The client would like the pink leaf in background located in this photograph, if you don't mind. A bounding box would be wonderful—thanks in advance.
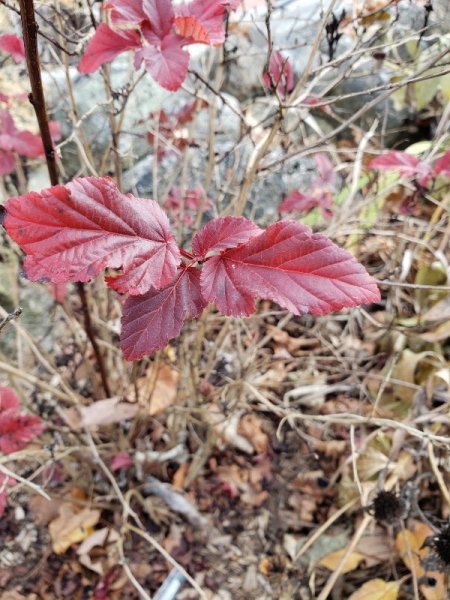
[78,23,141,73]
[263,50,294,98]
[0,149,15,176]
[111,452,133,471]
[192,216,262,259]
[201,220,380,317]
[279,189,333,218]
[0,34,25,63]
[135,35,190,90]
[0,387,45,455]
[369,150,433,186]
[4,177,180,295]
[314,153,336,186]
[121,265,206,360]
[433,150,450,178]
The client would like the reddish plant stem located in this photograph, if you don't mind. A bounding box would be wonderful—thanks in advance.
[18,0,111,398]
[76,282,111,398]
[19,0,59,186]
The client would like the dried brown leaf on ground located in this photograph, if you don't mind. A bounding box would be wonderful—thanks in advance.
[49,502,101,554]
[348,578,401,600]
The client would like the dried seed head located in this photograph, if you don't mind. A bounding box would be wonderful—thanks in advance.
[432,524,450,566]
[369,490,407,524]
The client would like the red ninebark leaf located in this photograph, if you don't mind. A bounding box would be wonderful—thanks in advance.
[175,0,228,46]
[192,216,262,259]
[79,23,141,74]
[263,51,294,98]
[369,150,432,186]
[121,265,206,360]
[0,387,45,455]
[279,189,333,218]
[201,220,380,317]
[4,177,180,295]
[0,34,25,63]
[134,35,189,91]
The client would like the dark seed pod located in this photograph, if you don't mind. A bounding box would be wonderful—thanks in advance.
[368,490,408,525]
[432,524,450,567]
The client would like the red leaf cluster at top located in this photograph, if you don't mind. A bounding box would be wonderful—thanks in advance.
[4,177,380,360]
[79,0,239,90]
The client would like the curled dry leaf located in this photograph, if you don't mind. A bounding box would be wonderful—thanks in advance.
[127,362,179,416]
[318,548,365,574]
[237,414,269,454]
[348,578,400,600]
[62,397,138,429]
[49,504,101,554]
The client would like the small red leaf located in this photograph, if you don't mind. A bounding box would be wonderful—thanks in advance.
[192,216,262,259]
[0,387,45,455]
[135,35,189,91]
[121,265,206,360]
[279,189,333,218]
[4,176,180,295]
[201,220,380,317]
[263,51,294,98]
[0,387,20,412]
[176,0,228,46]
[79,23,141,74]
[111,452,133,471]
[314,153,336,186]
[369,150,432,185]
[433,150,450,178]
[0,34,25,63]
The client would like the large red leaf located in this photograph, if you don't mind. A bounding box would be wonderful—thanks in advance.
[121,265,206,360]
[176,0,227,46]
[369,150,432,186]
[0,34,25,63]
[4,177,180,295]
[135,35,189,91]
[192,216,262,259]
[201,220,380,317]
[142,0,174,40]
[0,387,45,455]
[79,23,141,74]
